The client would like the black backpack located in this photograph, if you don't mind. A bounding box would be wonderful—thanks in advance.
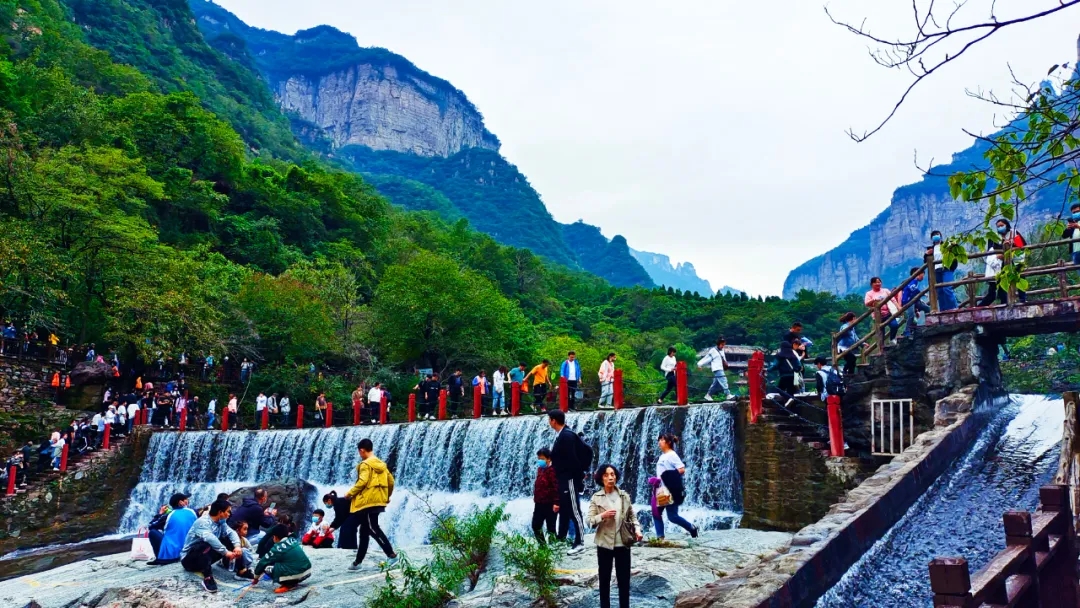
[825,368,846,397]
[576,433,594,472]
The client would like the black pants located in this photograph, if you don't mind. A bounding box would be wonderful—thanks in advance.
[181,536,235,578]
[597,546,631,608]
[533,384,549,409]
[352,507,394,565]
[531,503,557,544]
[566,380,578,410]
[658,372,676,402]
[778,375,796,395]
[336,515,359,550]
[557,478,584,547]
[842,353,856,377]
[421,397,435,418]
[365,401,379,422]
[149,529,164,556]
[449,392,463,417]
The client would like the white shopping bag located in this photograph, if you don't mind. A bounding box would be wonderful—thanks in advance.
[130,528,154,561]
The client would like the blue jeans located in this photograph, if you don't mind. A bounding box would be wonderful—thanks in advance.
[707,371,730,398]
[492,391,505,412]
[1072,252,1080,266]
[653,504,695,538]
[904,300,930,337]
[207,412,215,429]
[934,268,957,311]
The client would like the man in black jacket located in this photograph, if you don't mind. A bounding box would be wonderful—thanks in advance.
[547,410,590,555]
[447,370,465,419]
[228,488,277,542]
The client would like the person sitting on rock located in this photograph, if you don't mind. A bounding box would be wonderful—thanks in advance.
[180,499,243,594]
[228,488,277,543]
[301,509,335,548]
[149,493,197,566]
[251,524,312,594]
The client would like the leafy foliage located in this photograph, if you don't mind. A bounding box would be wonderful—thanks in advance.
[500,533,563,608]
[429,503,508,591]
[363,553,458,608]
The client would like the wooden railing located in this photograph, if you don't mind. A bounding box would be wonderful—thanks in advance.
[928,484,1080,607]
[832,237,1080,367]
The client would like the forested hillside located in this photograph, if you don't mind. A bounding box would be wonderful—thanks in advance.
[0,0,857,407]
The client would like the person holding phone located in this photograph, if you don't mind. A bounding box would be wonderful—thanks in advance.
[229,488,277,543]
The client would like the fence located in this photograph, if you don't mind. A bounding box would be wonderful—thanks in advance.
[870,399,915,456]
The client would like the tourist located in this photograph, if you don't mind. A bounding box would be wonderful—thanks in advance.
[202,352,214,381]
[227,394,239,429]
[323,490,356,549]
[979,238,1007,306]
[147,503,172,556]
[650,433,698,540]
[252,524,312,594]
[302,509,335,548]
[864,277,900,345]
[279,394,291,426]
[697,337,735,402]
[548,409,589,555]
[414,374,436,420]
[657,347,678,404]
[532,447,559,544]
[345,439,399,571]
[995,218,1028,303]
[181,499,243,593]
[447,370,465,419]
[492,366,508,416]
[352,384,364,420]
[229,488,278,543]
[148,493,197,566]
[255,392,267,426]
[126,398,139,433]
[267,393,278,427]
[813,358,835,402]
[928,230,958,311]
[836,312,860,376]
[586,464,643,608]
[49,431,64,470]
[902,267,930,337]
[315,392,327,423]
[472,370,488,413]
[783,322,813,352]
[240,358,253,384]
[1066,203,1080,266]
[229,521,257,578]
[206,397,216,430]
[527,360,552,413]
[366,382,383,424]
[598,353,616,409]
[36,437,51,472]
[775,339,803,396]
[509,362,527,397]
[561,352,581,411]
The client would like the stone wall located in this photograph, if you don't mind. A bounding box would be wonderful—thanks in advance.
[0,427,152,554]
[0,360,59,412]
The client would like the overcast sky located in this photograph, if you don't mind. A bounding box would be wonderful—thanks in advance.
[214,0,1079,295]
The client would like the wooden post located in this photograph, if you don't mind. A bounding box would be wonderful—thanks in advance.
[925,253,939,312]
[60,442,69,471]
[103,423,111,450]
[221,407,229,432]
[928,557,972,607]
[871,305,886,359]
[1004,240,1016,306]
[408,393,417,423]
[6,465,17,496]
[260,406,268,430]
[511,382,521,416]
[558,377,568,413]
[827,395,844,457]
[613,369,624,410]
[473,384,483,419]
[296,404,304,429]
[676,361,688,405]
[353,399,361,426]
[831,335,839,369]
[1058,259,1069,299]
[438,389,448,421]
[325,402,333,428]
[1036,484,1080,606]
[1055,391,1080,520]
[380,393,388,424]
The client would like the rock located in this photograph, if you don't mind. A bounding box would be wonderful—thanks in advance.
[226,479,318,532]
[935,386,977,426]
[68,362,112,387]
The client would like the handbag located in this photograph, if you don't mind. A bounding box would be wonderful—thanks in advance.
[130,527,154,561]
[656,485,672,507]
[619,496,638,546]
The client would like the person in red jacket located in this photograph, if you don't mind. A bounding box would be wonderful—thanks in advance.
[532,447,560,544]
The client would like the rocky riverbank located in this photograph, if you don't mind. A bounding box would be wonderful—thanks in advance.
[0,529,790,608]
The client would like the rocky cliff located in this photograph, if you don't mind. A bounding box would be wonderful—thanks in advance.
[630,248,715,294]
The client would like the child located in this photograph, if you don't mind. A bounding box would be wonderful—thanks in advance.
[252,524,312,594]
[531,447,559,544]
[301,509,335,548]
[230,521,256,578]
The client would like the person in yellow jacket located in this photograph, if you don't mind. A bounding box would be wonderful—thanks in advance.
[345,438,399,571]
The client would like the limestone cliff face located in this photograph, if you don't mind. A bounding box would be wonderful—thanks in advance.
[630,248,714,294]
[273,65,500,156]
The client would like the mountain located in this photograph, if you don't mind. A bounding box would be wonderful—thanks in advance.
[629,249,714,295]
[188,0,655,287]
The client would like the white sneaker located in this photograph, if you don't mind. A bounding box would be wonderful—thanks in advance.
[566,545,586,556]
[703,395,714,402]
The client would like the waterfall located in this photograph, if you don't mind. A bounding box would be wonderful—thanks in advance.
[120,405,742,540]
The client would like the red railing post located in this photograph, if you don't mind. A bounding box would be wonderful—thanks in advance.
[559,377,568,413]
[748,352,764,424]
[408,393,417,423]
[260,406,268,430]
[179,409,187,432]
[676,361,688,406]
[296,404,304,429]
[60,442,69,472]
[613,369,624,410]
[353,399,361,426]
[221,407,230,432]
[511,382,521,417]
[6,465,16,496]
[438,389,448,421]
[827,395,845,457]
[103,424,111,450]
[473,384,483,419]
[380,394,388,424]
[325,402,333,428]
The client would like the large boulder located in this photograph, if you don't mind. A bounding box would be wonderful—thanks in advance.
[68,362,112,387]
[226,479,317,533]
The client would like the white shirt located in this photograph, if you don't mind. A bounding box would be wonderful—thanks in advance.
[207,399,216,414]
[566,361,578,381]
[697,347,727,373]
[279,397,290,413]
[492,370,506,394]
[256,395,267,411]
[368,387,383,403]
[660,355,677,375]
[656,450,686,478]
[127,402,138,417]
[227,398,238,413]
[598,360,615,383]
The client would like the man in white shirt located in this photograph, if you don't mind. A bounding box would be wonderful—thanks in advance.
[560,352,582,411]
[696,337,734,402]
[255,392,267,426]
[127,400,139,433]
[206,398,217,430]
[367,383,383,424]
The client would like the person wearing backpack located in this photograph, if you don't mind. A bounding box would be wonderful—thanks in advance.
[813,357,845,402]
[548,409,591,555]
[928,230,959,311]
[902,267,930,337]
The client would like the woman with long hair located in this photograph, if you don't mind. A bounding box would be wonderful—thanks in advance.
[650,433,698,540]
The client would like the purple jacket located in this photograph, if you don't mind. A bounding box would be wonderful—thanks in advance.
[647,477,662,518]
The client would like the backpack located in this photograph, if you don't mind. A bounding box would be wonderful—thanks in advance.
[825,368,846,397]
[575,433,594,473]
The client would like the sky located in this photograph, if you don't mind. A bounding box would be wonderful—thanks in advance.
[212,0,1080,295]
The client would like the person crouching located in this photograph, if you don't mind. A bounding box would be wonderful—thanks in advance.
[252,524,312,594]
[302,509,335,548]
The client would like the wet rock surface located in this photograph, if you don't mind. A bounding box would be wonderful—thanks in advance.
[0,530,789,608]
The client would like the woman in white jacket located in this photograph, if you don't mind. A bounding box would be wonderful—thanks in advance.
[978,240,1006,306]
[597,353,616,409]
[656,348,678,404]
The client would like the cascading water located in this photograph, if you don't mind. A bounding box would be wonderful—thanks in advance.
[816,394,1063,607]
[120,405,742,545]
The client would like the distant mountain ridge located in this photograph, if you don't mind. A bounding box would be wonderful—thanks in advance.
[629,249,714,294]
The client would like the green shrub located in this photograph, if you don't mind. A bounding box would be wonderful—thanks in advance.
[363,553,456,608]
[429,503,508,591]
[500,533,562,608]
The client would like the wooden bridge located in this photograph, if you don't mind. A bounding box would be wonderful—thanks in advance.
[831,237,1080,366]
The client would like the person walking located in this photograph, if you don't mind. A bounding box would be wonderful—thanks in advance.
[315,393,327,423]
[447,370,465,419]
[696,338,734,402]
[351,385,364,421]
[472,370,489,415]
[366,383,383,424]
[864,277,900,346]
[279,394,291,426]
[928,230,958,311]
[597,353,616,409]
[492,366,508,416]
[902,267,930,337]
[206,397,216,430]
[836,312,860,376]
[255,392,267,427]
[527,360,552,413]
[649,433,698,540]
[548,409,590,555]
[979,237,1007,306]
[560,352,581,411]
[227,394,239,430]
[532,447,559,544]
[994,218,1028,303]
[657,347,678,404]
[586,464,642,608]
[345,439,399,571]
